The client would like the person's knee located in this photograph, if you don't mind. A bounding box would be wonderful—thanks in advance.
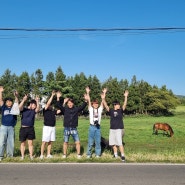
[75,141,80,145]
[63,142,68,146]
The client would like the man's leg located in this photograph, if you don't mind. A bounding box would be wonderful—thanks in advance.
[20,141,26,159]
[28,139,34,159]
[7,126,15,157]
[0,125,7,159]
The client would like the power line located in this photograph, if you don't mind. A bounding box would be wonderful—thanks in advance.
[1,27,185,32]
[0,27,185,39]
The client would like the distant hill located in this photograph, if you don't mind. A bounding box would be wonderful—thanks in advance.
[176,95,185,98]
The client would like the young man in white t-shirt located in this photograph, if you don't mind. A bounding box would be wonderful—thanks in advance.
[86,87,107,158]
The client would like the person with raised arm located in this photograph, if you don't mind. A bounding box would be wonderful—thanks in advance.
[56,89,88,159]
[19,94,40,160]
[0,86,19,161]
[102,90,129,162]
[40,91,61,159]
[86,87,107,158]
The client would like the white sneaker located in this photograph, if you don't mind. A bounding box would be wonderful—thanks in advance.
[95,155,100,158]
[77,155,82,159]
[47,154,53,159]
[62,155,66,159]
[40,155,44,159]
[86,155,91,158]
[20,156,24,160]
[30,156,34,160]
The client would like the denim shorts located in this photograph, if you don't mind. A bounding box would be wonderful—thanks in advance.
[63,127,80,143]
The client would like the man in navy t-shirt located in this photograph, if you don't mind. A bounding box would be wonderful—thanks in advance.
[19,94,40,160]
[0,86,19,161]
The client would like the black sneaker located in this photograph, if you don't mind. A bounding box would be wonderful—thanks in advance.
[121,156,125,162]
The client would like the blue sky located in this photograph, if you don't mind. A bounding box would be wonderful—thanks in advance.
[0,0,185,95]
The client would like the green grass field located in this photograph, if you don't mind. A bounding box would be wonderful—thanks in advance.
[1,106,185,163]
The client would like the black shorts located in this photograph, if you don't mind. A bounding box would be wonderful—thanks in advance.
[19,127,36,142]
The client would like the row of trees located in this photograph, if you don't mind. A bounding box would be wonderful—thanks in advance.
[0,66,180,115]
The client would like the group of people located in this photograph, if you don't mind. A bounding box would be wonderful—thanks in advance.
[0,85,129,162]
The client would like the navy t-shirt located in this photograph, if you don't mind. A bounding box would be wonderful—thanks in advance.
[21,108,36,127]
[43,108,57,127]
[0,105,17,127]
[109,108,124,129]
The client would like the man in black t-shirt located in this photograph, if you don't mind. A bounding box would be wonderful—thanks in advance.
[40,91,61,159]
[102,90,129,162]
[56,90,88,159]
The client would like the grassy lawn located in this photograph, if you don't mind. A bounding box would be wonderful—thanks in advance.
[1,106,185,163]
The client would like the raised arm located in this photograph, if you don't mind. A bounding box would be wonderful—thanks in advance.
[85,86,91,109]
[19,94,28,111]
[101,88,109,112]
[122,90,129,110]
[14,90,19,103]
[35,95,40,113]
[45,91,55,110]
[100,88,107,108]
[0,86,4,106]
[77,92,89,112]
[56,91,65,112]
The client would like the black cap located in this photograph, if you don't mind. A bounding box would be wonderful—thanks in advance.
[112,100,120,105]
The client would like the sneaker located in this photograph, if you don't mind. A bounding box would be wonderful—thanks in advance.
[77,154,82,159]
[121,156,125,162]
[86,155,91,159]
[62,155,66,159]
[20,156,24,160]
[95,155,100,158]
[30,156,34,160]
[113,154,118,158]
[47,154,53,159]
[40,155,44,159]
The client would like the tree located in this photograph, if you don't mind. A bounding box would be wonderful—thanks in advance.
[0,69,18,98]
[102,77,123,108]
[87,75,101,102]
[17,71,31,98]
[30,69,44,98]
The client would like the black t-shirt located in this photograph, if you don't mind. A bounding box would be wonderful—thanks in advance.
[109,108,124,129]
[43,108,57,127]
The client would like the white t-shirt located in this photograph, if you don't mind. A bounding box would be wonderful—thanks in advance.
[89,106,103,125]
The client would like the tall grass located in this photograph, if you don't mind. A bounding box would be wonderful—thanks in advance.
[1,106,185,163]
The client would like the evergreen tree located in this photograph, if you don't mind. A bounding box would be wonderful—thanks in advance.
[0,69,18,98]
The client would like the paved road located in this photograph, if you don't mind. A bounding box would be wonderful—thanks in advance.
[0,163,185,185]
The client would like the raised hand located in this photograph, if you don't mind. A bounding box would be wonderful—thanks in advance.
[0,86,4,93]
[56,91,62,98]
[102,88,108,94]
[124,90,129,97]
[63,97,69,104]
[85,86,90,94]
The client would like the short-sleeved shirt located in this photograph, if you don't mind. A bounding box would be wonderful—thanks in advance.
[0,105,17,127]
[21,108,36,127]
[43,108,57,127]
[109,108,124,129]
[89,106,103,125]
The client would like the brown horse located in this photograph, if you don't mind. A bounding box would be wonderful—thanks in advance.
[153,123,174,137]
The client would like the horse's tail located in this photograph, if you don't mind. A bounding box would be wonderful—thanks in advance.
[153,123,156,134]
